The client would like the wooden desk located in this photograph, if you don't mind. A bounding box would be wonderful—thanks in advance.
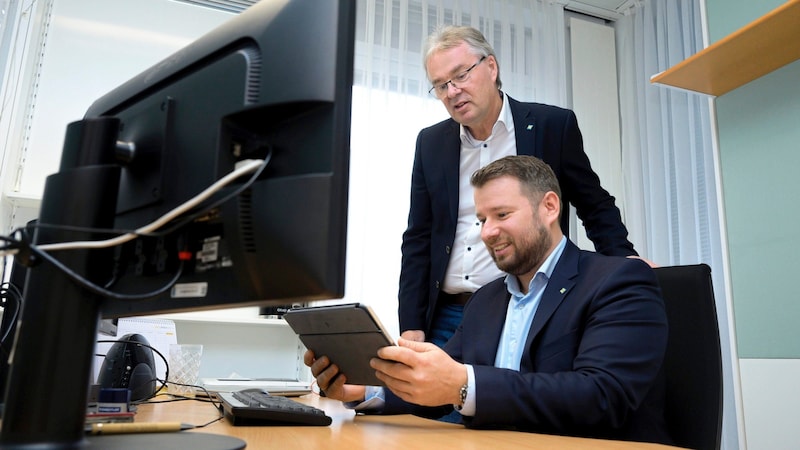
[135,394,682,449]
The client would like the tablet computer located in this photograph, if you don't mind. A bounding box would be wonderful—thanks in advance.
[283,303,395,386]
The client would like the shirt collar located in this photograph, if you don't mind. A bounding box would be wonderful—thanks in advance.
[505,236,568,296]
[459,91,514,143]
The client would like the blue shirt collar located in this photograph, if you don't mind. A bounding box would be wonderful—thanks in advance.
[505,236,567,296]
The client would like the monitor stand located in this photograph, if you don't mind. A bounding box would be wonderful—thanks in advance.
[0,119,246,450]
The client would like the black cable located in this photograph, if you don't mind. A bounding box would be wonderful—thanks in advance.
[0,235,23,254]
[13,152,272,244]
[25,243,184,302]
[148,151,272,238]
[195,414,226,428]
[155,382,218,404]
[18,222,135,240]
[96,338,225,412]
[0,235,22,245]
[1,153,271,303]
[141,389,226,427]
[0,282,22,347]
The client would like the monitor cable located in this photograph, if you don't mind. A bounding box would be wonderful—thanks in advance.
[0,157,269,302]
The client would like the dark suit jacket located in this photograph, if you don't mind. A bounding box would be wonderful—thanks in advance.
[399,97,637,334]
[385,240,672,445]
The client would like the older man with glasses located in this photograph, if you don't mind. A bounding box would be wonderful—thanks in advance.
[399,25,646,348]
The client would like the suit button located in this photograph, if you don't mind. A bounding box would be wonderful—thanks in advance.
[435,281,440,289]
[445,246,451,254]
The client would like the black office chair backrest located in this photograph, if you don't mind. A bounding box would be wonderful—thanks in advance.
[653,264,723,450]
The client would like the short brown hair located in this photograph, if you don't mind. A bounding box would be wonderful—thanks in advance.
[471,155,561,202]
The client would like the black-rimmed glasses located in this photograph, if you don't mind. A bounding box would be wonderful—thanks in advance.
[428,56,487,98]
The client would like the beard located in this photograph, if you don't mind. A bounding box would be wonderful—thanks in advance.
[489,222,552,276]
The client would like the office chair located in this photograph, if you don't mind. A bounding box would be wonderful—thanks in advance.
[654,264,723,450]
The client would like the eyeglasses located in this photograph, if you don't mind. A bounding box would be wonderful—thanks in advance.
[428,56,487,99]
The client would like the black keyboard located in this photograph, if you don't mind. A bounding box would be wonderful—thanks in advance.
[217,388,332,426]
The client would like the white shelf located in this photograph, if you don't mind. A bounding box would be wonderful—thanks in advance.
[2,192,42,209]
[149,311,289,327]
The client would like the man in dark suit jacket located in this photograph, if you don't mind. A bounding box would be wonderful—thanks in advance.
[399,26,640,346]
[305,156,671,444]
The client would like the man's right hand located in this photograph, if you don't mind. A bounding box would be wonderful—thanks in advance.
[303,350,366,403]
[400,329,426,342]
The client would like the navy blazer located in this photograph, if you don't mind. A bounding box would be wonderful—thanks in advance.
[399,97,636,334]
[385,241,672,445]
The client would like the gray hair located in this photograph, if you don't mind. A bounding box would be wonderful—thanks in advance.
[423,25,502,89]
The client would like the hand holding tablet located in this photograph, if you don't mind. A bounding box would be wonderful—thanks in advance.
[283,303,395,386]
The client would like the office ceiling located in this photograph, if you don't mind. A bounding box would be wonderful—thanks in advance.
[564,0,636,20]
[173,0,257,14]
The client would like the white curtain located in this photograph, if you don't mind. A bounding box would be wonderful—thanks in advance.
[353,0,567,103]
[345,0,567,334]
[616,1,740,448]
[616,0,720,268]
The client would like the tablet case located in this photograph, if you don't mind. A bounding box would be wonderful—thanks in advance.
[283,303,394,386]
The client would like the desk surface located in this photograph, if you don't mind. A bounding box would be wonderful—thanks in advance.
[135,394,682,449]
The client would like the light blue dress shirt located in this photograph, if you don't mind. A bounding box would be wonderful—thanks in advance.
[458,236,566,416]
[351,236,568,417]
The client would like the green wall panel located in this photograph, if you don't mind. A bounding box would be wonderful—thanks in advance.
[708,0,800,357]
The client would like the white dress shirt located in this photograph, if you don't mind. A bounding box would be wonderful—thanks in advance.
[441,93,516,294]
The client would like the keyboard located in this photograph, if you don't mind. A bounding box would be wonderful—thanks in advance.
[217,388,332,426]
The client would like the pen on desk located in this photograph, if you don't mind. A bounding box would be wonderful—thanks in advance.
[86,422,195,435]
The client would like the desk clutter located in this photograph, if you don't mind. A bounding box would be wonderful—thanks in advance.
[89,320,325,434]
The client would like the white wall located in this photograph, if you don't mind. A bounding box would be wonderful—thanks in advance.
[337,87,444,338]
[739,359,800,449]
[17,0,233,198]
[566,15,625,252]
[0,0,232,234]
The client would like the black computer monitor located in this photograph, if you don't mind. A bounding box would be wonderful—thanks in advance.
[0,1,355,448]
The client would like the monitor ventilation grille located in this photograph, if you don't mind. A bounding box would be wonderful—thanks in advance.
[172,0,258,14]
[237,188,257,253]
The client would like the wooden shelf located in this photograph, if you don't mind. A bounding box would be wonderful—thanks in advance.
[651,0,800,96]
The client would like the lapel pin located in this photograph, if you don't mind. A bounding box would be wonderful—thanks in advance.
[526,124,534,131]
[559,288,566,294]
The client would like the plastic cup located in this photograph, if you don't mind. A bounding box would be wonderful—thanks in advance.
[167,344,203,397]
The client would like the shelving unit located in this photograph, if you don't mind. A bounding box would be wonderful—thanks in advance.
[153,313,309,381]
[650,0,800,96]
